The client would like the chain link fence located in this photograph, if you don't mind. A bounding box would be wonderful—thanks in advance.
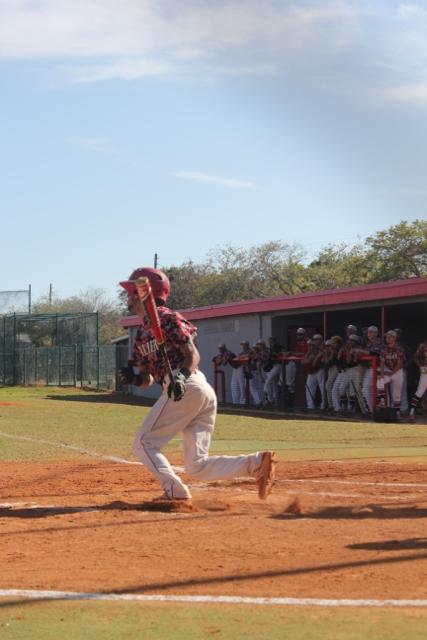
[0,312,128,390]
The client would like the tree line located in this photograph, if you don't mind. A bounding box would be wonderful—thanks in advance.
[32,220,427,343]
[165,220,427,309]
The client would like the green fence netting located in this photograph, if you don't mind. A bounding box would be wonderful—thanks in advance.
[0,312,127,390]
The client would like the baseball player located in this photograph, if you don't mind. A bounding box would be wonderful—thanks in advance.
[332,335,366,413]
[263,336,283,407]
[303,334,326,410]
[377,330,406,418]
[212,343,239,404]
[323,336,344,413]
[361,326,382,413]
[236,340,251,405]
[283,327,308,409]
[249,340,268,407]
[394,328,409,415]
[408,340,427,423]
[119,267,276,502]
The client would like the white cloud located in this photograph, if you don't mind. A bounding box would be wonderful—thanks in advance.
[1,0,427,108]
[172,171,257,189]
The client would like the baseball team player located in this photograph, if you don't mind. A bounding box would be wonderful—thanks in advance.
[361,326,382,413]
[303,334,326,410]
[332,334,365,413]
[119,267,276,502]
[408,340,427,423]
[263,336,283,407]
[236,340,251,405]
[377,329,405,419]
[212,343,240,405]
[283,327,308,409]
[395,328,409,415]
[248,340,268,407]
[324,336,344,412]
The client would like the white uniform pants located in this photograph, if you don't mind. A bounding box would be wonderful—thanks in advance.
[133,370,263,499]
[305,369,325,409]
[264,363,281,403]
[377,369,404,407]
[362,367,375,412]
[332,370,348,411]
[249,370,264,406]
[231,367,244,404]
[325,365,338,410]
[285,361,296,390]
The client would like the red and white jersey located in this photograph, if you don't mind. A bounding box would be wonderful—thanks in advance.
[294,339,309,356]
[132,306,197,383]
[381,345,405,372]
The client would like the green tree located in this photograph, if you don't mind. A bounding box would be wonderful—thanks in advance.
[364,219,427,282]
[306,243,370,290]
[33,288,123,344]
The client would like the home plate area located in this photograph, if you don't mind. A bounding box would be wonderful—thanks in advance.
[0,458,426,604]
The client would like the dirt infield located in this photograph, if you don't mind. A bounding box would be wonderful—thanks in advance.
[1,458,426,601]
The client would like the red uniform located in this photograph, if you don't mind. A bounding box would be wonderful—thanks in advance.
[133,307,197,383]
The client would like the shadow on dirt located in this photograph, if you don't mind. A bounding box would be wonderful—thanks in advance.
[274,504,427,520]
[348,538,427,551]
[0,499,196,519]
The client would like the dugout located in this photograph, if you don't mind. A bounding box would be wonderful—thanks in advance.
[121,276,427,401]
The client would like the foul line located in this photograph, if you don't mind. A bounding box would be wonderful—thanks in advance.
[0,430,138,465]
[0,589,426,608]
[1,430,426,495]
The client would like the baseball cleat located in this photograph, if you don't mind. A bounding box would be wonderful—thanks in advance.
[255,451,277,500]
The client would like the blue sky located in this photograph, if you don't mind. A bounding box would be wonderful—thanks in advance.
[1,0,426,306]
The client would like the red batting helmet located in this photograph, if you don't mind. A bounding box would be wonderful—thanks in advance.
[120,267,170,304]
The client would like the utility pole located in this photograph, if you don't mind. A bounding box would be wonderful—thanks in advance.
[49,284,53,307]
[154,253,158,268]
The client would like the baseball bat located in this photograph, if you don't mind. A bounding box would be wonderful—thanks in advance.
[133,277,175,385]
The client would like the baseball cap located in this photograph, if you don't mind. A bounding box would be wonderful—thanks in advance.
[313,334,323,341]
[386,330,397,338]
[296,327,306,335]
[367,325,378,333]
[346,324,357,333]
[348,334,360,343]
[218,343,226,349]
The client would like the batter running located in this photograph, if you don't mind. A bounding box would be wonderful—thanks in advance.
[119,267,276,502]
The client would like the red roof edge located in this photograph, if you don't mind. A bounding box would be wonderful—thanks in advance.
[121,276,427,327]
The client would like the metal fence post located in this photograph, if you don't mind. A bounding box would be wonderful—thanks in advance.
[74,344,78,387]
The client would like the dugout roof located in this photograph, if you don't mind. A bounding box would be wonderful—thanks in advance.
[121,276,427,326]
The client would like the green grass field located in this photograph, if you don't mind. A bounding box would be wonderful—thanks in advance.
[0,386,425,463]
[0,386,426,639]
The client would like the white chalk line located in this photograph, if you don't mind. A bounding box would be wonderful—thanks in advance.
[0,431,139,465]
[0,589,426,608]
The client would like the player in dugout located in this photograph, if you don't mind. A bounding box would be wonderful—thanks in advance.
[118,267,276,504]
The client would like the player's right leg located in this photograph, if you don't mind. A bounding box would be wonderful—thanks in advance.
[133,392,196,499]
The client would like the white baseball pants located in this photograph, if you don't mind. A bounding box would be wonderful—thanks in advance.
[133,369,263,499]
[264,363,281,403]
[305,369,325,409]
[232,367,246,404]
[377,369,404,407]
